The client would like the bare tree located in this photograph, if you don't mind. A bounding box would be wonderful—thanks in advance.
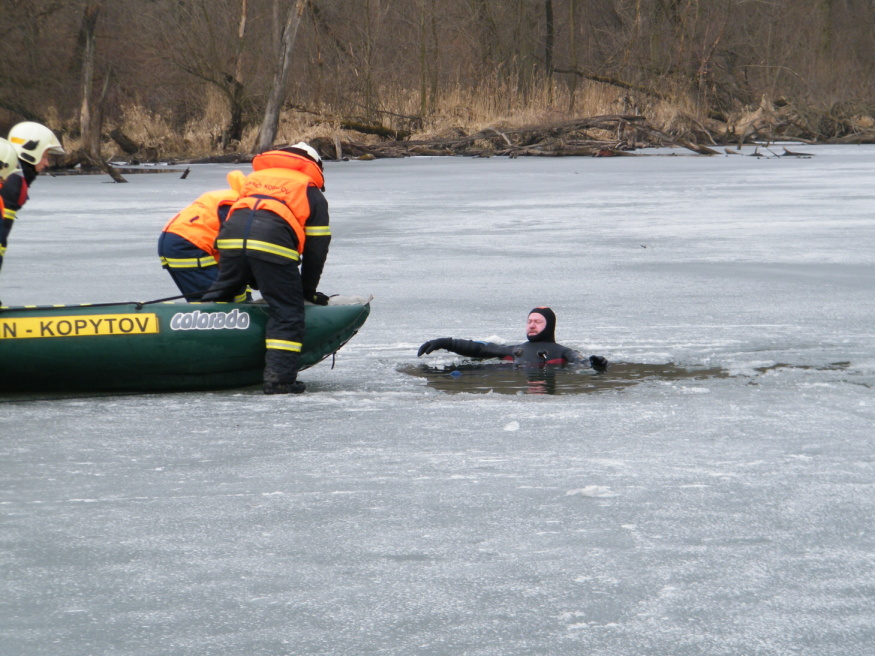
[75,1,128,181]
[138,0,252,147]
[256,0,308,153]
[567,0,578,113]
[226,0,250,148]
[2,0,874,151]
[78,0,102,156]
[0,1,79,124]
[418,0,430,118]
[544,0,555,105]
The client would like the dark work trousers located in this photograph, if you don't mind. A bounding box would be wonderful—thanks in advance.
[158,232,219,301]
[204,254,305,384]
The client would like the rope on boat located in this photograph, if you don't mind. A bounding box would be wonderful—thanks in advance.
[0,282,244,313]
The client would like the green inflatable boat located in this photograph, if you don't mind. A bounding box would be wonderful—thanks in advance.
[0,296,371,393]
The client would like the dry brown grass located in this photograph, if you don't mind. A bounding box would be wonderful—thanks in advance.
[409,78,631,138]
[43,76,875,160]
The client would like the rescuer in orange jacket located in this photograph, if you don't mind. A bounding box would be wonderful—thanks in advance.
[201,142,332,395]
[158,171,246,301]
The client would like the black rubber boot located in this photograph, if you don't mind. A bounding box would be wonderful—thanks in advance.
[263,380,306,395]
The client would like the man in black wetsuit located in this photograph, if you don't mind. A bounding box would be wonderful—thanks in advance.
[417,306,609,372]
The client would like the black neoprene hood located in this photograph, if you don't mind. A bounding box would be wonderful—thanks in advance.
[527,307,556,343]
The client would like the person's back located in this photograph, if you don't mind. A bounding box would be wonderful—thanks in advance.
[202,143,332,394]
[417,307,608,371]
[158,173,245,300]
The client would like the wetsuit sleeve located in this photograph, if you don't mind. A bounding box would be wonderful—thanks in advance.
[562,348,588,364]
[563,347,609,372]
[419,338,514,359]
[450,339,514,358]
[300,186,330,295]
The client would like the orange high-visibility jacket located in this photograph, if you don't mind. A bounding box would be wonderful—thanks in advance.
[161,171,245,258]
[228,151,325,254]
[162,190,237,258]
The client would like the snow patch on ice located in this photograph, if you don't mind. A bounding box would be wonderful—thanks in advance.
[679,386,711,394]
[566,486,615,497]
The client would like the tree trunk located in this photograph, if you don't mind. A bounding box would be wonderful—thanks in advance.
[234,0,248,84]
[418,0,427,119]
[544,0,554,105]
[472,0,499,77]
[109,128,139,155]
[819,0,834,53]
[222,0,248,149]
[255,0,307,154]
[567,0,578,113]
[79,1,101,157]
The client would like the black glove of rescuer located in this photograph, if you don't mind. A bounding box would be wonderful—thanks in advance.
[417,338,452,357]
[589,355,609,373]
[306,291,330,306]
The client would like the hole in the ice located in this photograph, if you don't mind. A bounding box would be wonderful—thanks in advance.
[399,361,731,396]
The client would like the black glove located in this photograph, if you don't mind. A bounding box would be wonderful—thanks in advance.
[417,338,452,357]
[306,291,330,306]
[589,355,609,373]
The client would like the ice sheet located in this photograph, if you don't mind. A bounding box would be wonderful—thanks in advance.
[1,146,873,655]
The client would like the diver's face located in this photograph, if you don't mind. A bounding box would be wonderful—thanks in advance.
[526,313,547,338]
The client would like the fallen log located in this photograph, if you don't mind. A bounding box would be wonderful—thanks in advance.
[825,130,875,145]
[553,68,669,101]
[109,128,139,155]
[282,114,748,161]
[50,167,187,176]
[782,147,814,158]
[184,153,253,164]
[676,139,719,156]
[340,120,411,140]
[66,148,128,182]
[362,115,645,155]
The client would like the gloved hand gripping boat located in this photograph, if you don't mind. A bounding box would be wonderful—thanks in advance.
[0,296,371,393]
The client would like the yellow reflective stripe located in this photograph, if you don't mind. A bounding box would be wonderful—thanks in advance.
[247,241,299,260]
[0,245,6,256]
[304,225,331,236]
[160,255,217,269]
[3,207,17,221]
[216,238,245,249]
[265,339,302,352]
[217,238,299,261]
[233,286,253,303]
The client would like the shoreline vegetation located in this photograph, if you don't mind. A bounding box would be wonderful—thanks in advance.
[2,1,872,173]
[58,96,875,174]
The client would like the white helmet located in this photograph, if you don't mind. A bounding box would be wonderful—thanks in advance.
[287,141,322,169]
[0,138,21,181]
[8,121,66,166]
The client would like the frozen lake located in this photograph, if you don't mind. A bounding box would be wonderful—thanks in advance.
[2,146,873,655]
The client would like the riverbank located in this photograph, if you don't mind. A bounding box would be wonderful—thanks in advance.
[50,94,875,171]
